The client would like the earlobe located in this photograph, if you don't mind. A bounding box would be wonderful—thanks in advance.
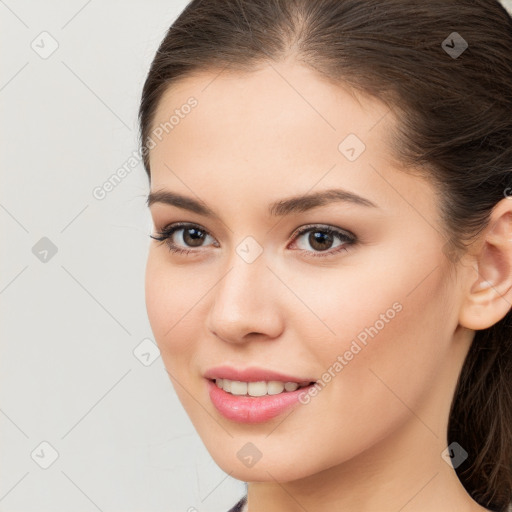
[458,198,512,331]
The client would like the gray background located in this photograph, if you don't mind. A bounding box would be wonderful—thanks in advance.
[1,1,511,511]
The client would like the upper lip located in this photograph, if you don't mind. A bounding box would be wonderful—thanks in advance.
[203,365,316,383]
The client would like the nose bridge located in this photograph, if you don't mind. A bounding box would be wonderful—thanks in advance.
[207,241,282,342]
[216,245,269,315]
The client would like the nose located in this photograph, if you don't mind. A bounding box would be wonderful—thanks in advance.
[206,248,284,344]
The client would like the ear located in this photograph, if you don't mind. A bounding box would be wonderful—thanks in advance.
[458,197,512,330]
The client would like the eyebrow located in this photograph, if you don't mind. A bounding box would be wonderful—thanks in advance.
[146,188,378,218]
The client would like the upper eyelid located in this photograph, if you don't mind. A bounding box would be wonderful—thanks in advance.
[292,223,354,237]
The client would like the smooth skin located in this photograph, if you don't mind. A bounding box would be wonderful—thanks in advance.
[145,58,512,512]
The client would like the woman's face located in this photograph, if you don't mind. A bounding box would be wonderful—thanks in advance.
[145,60,470,482]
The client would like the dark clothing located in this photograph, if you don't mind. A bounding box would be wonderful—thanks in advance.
[227,494,247,512]
[226,494,508,511]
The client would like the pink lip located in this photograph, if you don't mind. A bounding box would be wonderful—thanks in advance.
[206,380,315,423]
[203,365,314,383]
[203,365,317,423]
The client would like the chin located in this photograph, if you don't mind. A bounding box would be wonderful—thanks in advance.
[206,446,319,483]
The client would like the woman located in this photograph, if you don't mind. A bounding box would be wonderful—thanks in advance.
[139,1,512,511]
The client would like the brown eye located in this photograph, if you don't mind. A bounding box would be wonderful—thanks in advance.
[291,225,356,258]
[307,230,335,251]
[150,222,217,255]
[181,226,207,247]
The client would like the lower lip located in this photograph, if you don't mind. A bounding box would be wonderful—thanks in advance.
[207,379,313,423]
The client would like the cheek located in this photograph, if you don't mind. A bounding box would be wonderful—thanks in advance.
[145,252,207,413]
[334,273,452,417]
[288,250,455,411]
[144,250,204,359]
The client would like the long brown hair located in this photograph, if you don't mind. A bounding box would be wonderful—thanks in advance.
[138,1,512,510]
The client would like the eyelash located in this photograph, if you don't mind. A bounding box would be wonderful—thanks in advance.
[149,222,356,259]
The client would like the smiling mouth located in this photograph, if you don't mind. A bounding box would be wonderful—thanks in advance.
[209,378,316,397]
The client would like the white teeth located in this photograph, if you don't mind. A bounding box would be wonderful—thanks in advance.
[215,378,309,396]
[284,382,299,391]
[267,381,285,395]
[248,381,268,396]
[230,381,248,395]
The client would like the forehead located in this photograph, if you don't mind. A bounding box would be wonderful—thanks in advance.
[147,61,436,220]
[149,61,389,160]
